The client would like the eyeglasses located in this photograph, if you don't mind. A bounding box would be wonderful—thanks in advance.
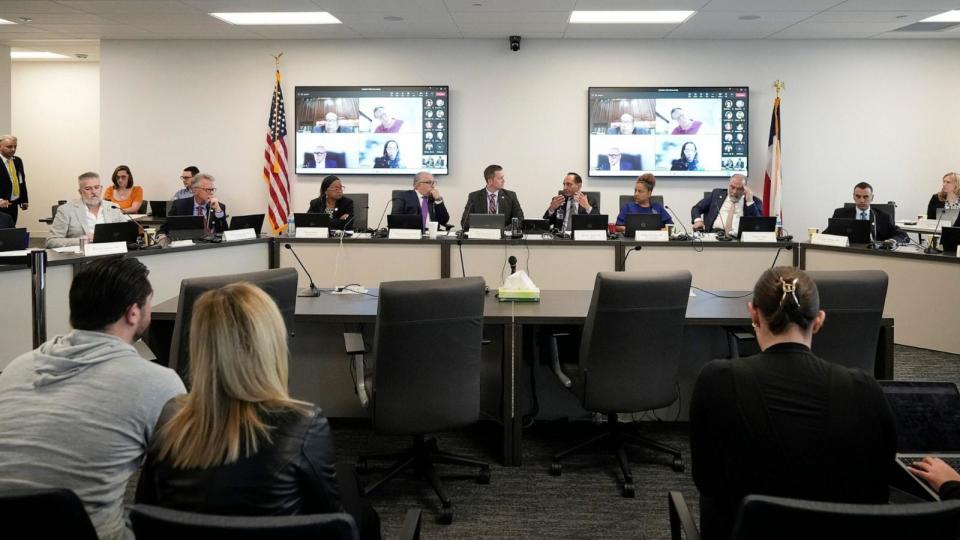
[80,186,101,193]
[180,175,193,181]
[328,184,344,190]
[197,187,216,194]
[416,180,436,186]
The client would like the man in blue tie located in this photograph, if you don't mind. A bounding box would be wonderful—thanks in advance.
[829,181,907,242]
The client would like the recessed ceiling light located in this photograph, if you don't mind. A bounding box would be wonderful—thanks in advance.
[570,11,695,24]
[11,51,70,59]
[0,17,15,25]
[210,12,341,25]
[384,15,404,21]
[739,15,760,21]
[921,10,960,23]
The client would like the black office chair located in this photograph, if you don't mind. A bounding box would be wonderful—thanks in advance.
[669,491,960,540]
[0,486,98,539]
[618,194,664,209]
[550,271,692,497]
[807,270,888,375]
[390,189,405,215]
[348,193,369,231]
[582,190,601,211]
[137,200,149,213]
[169,268,297,380]
[131,505,359,540]
[346,277,489,524]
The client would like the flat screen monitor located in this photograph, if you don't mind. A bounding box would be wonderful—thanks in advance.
[294,86,448,176]
[588,86,749,178]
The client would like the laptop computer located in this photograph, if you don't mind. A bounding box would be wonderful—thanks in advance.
[387,214,422,230]
[572,214,608,231]
[164,215,206,241]
[940,226,960,255]
[522,219,551,235]
[229,214,265,232]
[294,213,331,228]
[826,218,872,244]
[624,213,662,237]
[93,221,140,244]
[468,213,504,231]
[737,216,777,237]
[880,381,960,500]
[0,227,28,252]
[936,208,960,226]
[149,200,169,218]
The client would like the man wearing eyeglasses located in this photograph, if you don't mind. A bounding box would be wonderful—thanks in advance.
[46,172,127,248]
[171,166,200,200]
[391,171,449,229]
[159,173,227,239]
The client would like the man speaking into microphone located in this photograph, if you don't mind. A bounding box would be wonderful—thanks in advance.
[544,172,599,234]
[159,172,227,239]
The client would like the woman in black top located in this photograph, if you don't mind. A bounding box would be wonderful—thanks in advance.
[670,141,700,171]
[372,140,401,169]
[136,283,379,539]
[926,172,960,219]
[307,175,354,230]
[690,267,896,539]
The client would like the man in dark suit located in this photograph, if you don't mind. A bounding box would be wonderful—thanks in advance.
[595,148,639,171]
[157,172,227,239]
[391,171,450,229]
[0,135,29,225]
[827,181,908,243]
[461,164,524,230]
[303,146,345,169]
[544,172,599,233]
[691,173,762,233]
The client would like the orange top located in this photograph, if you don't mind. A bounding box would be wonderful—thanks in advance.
[103,185,144,211]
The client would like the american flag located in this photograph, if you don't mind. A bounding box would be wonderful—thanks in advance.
[762,96,782,223]
[263,68,291,233]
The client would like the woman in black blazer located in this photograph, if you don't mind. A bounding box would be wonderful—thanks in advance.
[307,175,354,230]
[926,172,960,219]
[690,267,896,540]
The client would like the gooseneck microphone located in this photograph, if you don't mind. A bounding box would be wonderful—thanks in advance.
[284,243,321,297]
[663,206,691,240]
[714,206,735,241]
[508,255,517,274]
[622,244,642,268]
[373,197,409,233]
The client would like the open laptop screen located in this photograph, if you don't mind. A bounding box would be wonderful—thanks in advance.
[880,381,960,453]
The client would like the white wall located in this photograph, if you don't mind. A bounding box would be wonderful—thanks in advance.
[12,61,99,234]
[93,38,960,235]
[0,45,11,133]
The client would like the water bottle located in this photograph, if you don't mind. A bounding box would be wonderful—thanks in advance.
[287,214,296,236]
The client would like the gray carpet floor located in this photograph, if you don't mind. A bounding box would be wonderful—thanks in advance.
[328,344,960,539]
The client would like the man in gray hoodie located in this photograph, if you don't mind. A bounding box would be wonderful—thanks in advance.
[0,256,185,540]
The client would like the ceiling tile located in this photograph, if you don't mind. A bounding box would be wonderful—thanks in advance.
[460,30,561,38]
[803,10,940,23]
[572,0,707,9]
[335,11,456,25]
[244,25,362,38]
[314,0,449,12]
[450,11,571,24]
[830,0,960,10]
[55,1,195,15]
[0,1,90,14]
[0,12,106,24]
[700,0,843,10]
[444,0,575,11]
[562,24,678,38]
[181,0,322,10]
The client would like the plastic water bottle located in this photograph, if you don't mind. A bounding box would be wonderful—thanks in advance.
[287,214,296,236]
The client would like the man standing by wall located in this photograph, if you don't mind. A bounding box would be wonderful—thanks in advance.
[0,134,28,225]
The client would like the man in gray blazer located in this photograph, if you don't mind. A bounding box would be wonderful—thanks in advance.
[461,164,525,230]
[46,172,127,248]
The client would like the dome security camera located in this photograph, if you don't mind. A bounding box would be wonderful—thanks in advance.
[509,35,521,52]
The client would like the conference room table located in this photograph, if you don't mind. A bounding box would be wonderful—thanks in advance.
[148,288,894,466]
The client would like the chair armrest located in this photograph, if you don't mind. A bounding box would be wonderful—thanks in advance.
[344,332,366,355]
[343,332,370,408]
[398,508,422,540]
[548,333,572,388]
[668,491,701,540]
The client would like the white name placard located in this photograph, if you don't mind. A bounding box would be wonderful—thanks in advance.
[388,228,422,240]
[296,227,329,239]
[83,241,128,256]
[917,219,940,231]
[634,230,669,242]
[223,229,257,242]
[468,228,501,240]
[811,233,849,247]
[575,230,607,241]
[740,231,778,243]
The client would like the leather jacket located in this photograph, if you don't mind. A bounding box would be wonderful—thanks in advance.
[136,399,342,515]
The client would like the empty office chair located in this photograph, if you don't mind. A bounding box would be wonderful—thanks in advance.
[807,270,888,375]
[169,268,297,380]
[669,491,960,540]
[0,486,98,539]
[550,271,691,497]
[348,193,369,231]
[346,277,489,524]
[619,194,664,210]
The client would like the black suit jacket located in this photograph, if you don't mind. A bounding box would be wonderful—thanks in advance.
[461,188,524,230]
[391,190,450,227]
[690,188,762,229]
[829,206,907,243]
[543,192,600,229]
[160,197,228,235]
[307,196,354,230]
[0,156,28,204]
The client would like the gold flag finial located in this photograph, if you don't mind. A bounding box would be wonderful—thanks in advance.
[272,52,284,67]
[773,80,785,97]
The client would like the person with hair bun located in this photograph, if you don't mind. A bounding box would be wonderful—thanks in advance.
[690,267,896,540]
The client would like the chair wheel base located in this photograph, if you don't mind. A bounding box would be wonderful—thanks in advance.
[438,504,453,525]
[549,461,562,476]
[622,482,635,498]
[672,457,685,472]
[476,467,490,485]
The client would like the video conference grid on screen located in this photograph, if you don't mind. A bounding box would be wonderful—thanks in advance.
[294,86,448,176]
[588,87,749,178]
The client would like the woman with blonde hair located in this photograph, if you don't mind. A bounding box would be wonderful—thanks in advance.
[137,282,379,538]
[927,172,960,219]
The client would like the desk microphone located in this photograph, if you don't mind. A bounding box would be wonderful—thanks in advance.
[715,209,735,242]
[663,206,691,241]
[925,210,947,254]
[284,243,321,297]
[623,245,642,268]
[508,255,517,274]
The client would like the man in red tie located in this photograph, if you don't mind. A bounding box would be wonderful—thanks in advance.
[460,164,524,230]
[0,135,29,226]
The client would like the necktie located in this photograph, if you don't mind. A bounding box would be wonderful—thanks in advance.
[860,210,868,221]
[562,198,573,232]
[7,159,18,199]
[488,193,496,214]
[420,196,429,228]
[725,199,735,233]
